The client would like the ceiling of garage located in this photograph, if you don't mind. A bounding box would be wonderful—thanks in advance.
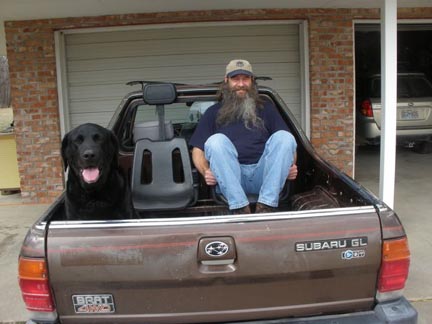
[1,0,432,21]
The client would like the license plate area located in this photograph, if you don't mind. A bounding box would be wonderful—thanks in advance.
[400,109,420,120]
[72,294,115,314]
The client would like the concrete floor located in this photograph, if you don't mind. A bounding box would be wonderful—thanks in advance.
[0,145,430,323]
[355,145,432,324]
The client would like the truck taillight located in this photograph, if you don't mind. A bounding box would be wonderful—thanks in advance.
[378,237,410,293]
[360,99,373,117]
[18,257,55,312]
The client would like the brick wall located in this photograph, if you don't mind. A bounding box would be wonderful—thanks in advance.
[5,8,432,203]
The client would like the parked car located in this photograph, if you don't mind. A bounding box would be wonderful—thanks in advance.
[18,82,417,323]
[356,72,432,153]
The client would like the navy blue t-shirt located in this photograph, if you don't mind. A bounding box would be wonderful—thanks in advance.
[189,99,290,164]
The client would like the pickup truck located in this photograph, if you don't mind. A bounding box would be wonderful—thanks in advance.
[18,82,417,324]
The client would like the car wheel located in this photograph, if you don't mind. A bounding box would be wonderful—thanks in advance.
[413,141,432,154]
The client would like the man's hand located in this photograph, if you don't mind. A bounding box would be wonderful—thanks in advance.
[204,169,217,186]
[191,147,217,186]
[288,164,298,180]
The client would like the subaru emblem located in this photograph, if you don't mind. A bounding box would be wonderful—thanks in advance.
[205,241,229,257]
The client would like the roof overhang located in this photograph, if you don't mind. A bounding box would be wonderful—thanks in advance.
[1,0,432,21]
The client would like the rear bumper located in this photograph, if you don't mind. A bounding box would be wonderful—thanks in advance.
[357,118,432,146]
[26,297,417,324]
[225,297,417,324]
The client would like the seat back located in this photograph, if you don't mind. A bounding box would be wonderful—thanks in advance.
[132,137,198,211]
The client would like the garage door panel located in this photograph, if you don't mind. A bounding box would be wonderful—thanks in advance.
[69,99,123,114]
[63,23,302,128]
[68,51,300,72]
[68,65,243,86]
[69,84,132,100]
[66,25,299,45]
[67,35,299,60]
[68,82,302,106]
[263,77,301,90]
[67,62,301,87]
[70,111,115,129]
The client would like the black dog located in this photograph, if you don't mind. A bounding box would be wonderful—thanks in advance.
[61,123,134,220]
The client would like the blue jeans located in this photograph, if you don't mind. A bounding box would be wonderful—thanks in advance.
[204,130,297,210]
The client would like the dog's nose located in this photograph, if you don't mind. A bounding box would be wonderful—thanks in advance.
[82,149,95,160]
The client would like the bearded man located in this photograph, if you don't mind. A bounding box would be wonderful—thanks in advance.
[189,59,297,214]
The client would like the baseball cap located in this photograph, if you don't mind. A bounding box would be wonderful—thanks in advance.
[225,59,254,78]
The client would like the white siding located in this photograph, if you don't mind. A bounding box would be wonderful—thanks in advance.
[63,24,301,129]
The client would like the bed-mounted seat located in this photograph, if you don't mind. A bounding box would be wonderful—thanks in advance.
[131,83,198,211]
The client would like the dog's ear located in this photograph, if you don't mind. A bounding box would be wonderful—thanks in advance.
[61,133,70,172]
[109,131,120,169]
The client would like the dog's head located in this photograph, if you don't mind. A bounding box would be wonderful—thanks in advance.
[61,123,119,190]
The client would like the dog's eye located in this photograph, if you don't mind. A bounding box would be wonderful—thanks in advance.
[93,134,102,142]
[74,135,84,145]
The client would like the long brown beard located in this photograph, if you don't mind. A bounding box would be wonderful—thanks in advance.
[216,82,264,129]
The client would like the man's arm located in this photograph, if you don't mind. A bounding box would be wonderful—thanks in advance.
[192,147,217,186]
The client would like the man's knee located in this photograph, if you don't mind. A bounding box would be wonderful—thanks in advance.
[269,130,297,151]
[204,134,235,157]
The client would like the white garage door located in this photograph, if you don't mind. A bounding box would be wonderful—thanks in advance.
[60,23,303,130]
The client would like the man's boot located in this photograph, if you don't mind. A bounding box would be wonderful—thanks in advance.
[255,202,277,214]
[231,205,251,214]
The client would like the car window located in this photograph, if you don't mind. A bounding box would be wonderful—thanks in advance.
[369,78,381,98]
[368,75,432,98]
[119,94,279,150]
[119,100,217,150]
[134,102,191,126]
[407,77,432,97]
[133,100,218,128]
[397,79,411,98]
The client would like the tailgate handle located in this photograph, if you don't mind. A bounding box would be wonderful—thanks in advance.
[198,237,236,268]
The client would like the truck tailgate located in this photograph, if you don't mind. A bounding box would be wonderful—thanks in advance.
[47,206,381,323]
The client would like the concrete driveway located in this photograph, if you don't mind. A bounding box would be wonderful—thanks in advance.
[0,145,430,323]
[355,145,432,324]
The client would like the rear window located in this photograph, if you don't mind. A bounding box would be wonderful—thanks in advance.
[118,93,280,151]
[134,101,216,127]
[369,75,432,98]
[118,100,217,150]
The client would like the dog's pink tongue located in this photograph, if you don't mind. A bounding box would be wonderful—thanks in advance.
[82,168,100,183]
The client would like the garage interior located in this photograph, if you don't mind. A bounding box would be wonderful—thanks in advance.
[356,24,432,81]
[354,22,432,169]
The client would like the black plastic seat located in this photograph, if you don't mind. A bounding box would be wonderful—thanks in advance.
[132,137,198,211]
[130,83,198,211]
